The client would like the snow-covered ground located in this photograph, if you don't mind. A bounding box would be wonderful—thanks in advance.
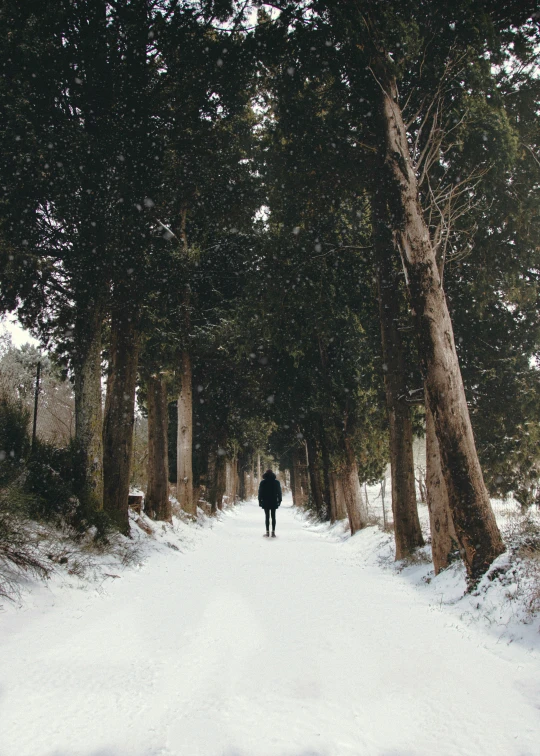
[1,495,539,756]
[362,458,540,640]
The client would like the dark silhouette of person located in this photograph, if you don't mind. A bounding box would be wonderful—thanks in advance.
[258,469,282,537]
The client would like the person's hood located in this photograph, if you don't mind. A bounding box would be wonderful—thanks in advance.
[262,470,276,480]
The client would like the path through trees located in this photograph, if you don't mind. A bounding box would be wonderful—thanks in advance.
[0,497,539,756]
[1,1,540,584]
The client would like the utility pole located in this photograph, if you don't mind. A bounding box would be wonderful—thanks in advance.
[32,360,41,451]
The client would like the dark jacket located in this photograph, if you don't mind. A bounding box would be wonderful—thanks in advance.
[258,471,282,508]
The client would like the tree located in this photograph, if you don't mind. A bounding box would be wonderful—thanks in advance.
[302,0,529,579]
[0,0,257,530]
[150,7,260,514]
[145,372,171,521]
[371,187,424,557]
[0,0,161,527]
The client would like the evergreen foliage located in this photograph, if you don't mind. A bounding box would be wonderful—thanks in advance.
[0,0,539,579]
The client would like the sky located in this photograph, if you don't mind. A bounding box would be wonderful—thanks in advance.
[0,315,39,348]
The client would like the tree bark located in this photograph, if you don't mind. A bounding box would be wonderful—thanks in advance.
[235,456,240,501]
[306,436,324,517]
[372,187,424,558]
[341,436,369,534]
[216,451,226,510]
[103,308,140,534]
[301,446,310,505]
[375,69,504,580]
[244,456,252,499]
[250,456,257,498]
[237,451,247,501]
[319,422,333,521]
[291,447,305,508]
[146,373,171,522]
[328,471,337,523]
[228,455,239,503]
[246,457,251,499]
[177,351,195,516]
[73,304,104,510]
[207,446,218,515]
[225,460,231,503]
[290,461,296,506]
[426,402,459,574]
[332,472,348,521]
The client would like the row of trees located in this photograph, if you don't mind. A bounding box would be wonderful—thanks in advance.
[0,0,261,529]
[1,1,539,583]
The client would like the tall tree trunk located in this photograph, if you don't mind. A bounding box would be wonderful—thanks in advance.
[228,455,239,503]
[372,187,424,558]
[291,455,303,508]
[225,460,232,503]
[332,472,348,521]
[426,403,459,574]
[244,456,252,499]
[146,373,170,522]
[228,457,235,503]
[291,447,305,507]
[71,2,110,512]
[103,308,140,534]
[328,471,337,523]
[290,460,297,506]
[257,453,261,486]
[319,422,333,521]
[251,456,257,498]
[234,456,240,502]
[341,436,368,535]
[73,304,103,510]
[375,69,504,580]
[238,452,247,501]
[177,351,195,516]
[306,436,324,517]
[216,451,227,510]
[207,446,218,515]
[301,447,310,506]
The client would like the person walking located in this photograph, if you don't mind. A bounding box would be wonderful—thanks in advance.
[258,469,282,538]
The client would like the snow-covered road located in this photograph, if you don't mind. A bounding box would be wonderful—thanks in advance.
[1,496,540,756]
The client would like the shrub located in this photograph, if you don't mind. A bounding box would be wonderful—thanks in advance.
[0,485,50,599]
[24,448,77,522]
[22,439,112,542]
[0,396,30,486]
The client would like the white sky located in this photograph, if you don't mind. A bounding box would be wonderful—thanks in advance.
[0,315,39,348]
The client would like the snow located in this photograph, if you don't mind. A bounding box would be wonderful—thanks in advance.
[360,451,540,646]
[1,496,540,756]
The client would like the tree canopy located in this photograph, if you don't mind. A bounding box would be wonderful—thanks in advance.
[1,0,539,579]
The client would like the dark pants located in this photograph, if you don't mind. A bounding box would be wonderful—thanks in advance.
[264,506,277,532]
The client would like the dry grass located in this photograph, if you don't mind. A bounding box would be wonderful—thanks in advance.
[0,495,51,599]
[395,546,433,570]
[380,519,395,533]
[502,509,540,549]
[515,546,540,618]
[492,508,540,621]
[0,481,145,601]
